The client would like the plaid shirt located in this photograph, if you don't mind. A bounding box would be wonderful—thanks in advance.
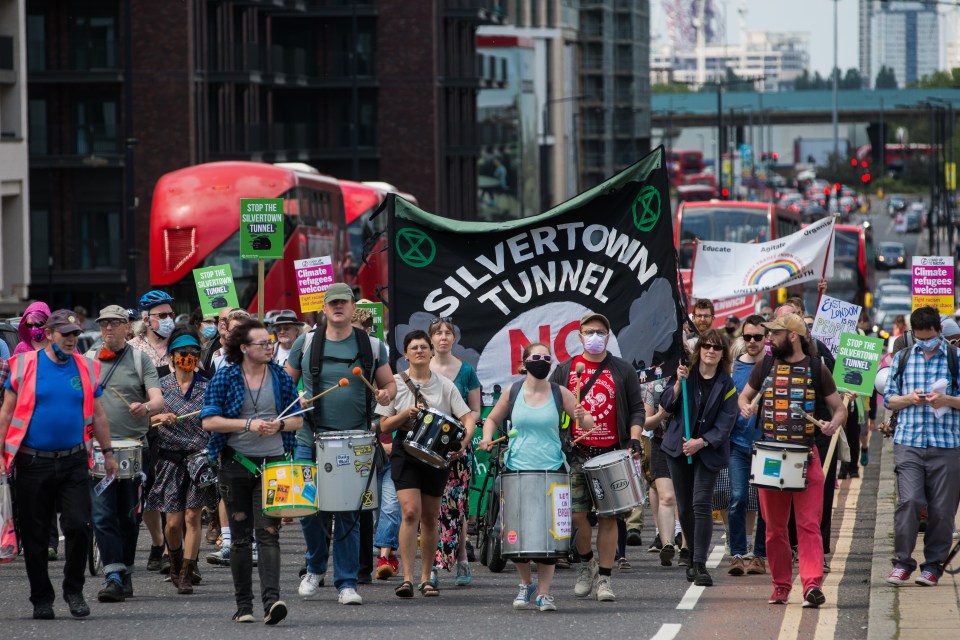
[884,340,960,449]
[201,361,298,461]
[0,356,9,390]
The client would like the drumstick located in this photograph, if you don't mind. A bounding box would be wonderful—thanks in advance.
[302,378,350,405]
[488,428,519,446]
[279,406,315,419]
[571,425,601,446]
[352,366,378,394]
[573,362,586,430]
[111,388,131,407]
[176,410,201,421]
[277,391,305,420]
[789,402,824,429]
[750,376,774,407]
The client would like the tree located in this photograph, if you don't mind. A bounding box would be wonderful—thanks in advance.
[841,68,863,90]
[908,68,960,89]
[651,82,691,94]
[875,65,898,89]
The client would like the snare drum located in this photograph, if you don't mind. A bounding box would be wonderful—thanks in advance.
[403,408,465,469]
[91,438,143,479]
[581,450,644,516]
[750,441,811,491]
[261,460,318,517]
[500,470,571,559]
[186,450,217,488]
[315,430,379,512]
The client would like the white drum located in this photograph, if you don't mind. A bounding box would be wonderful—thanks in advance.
[500,470,571,559]
[750,441,811,491]
[91,438,143,479]
[581,450,644,516]
[315,430,379,512]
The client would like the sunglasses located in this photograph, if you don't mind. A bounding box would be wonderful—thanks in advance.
[700,343,724,352]
[175,349,201,358]
[149,312,175,320]
[742,333,766,342]
[429,316,454,326]
[525,354,552,362]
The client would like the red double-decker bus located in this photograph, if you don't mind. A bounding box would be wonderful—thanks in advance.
[149,161,349,314]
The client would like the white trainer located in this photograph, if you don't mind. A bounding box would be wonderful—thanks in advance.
[298,572,323,600]
[338,587,363,605]
[574,558,598,598]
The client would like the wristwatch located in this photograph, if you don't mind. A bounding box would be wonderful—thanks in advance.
[279,419,287,431]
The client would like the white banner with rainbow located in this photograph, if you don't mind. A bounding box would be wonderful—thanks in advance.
[691,216,835,300]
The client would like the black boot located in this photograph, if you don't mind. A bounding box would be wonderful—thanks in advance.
[147,545,165,571]
[694,563,713,586]
[685,565,696,582]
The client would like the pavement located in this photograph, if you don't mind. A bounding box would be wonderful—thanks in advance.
[866,436,960,640]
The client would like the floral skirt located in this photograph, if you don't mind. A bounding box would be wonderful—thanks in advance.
[433,452,472,571]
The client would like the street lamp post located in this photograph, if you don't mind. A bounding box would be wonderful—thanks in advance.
[832,0,839,162]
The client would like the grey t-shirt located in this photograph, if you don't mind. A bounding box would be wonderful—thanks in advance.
[87,346,160,440]
[288,331,388,447]
[227,371,283,457]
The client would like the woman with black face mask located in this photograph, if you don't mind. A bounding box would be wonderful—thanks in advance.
[479,342,593,612]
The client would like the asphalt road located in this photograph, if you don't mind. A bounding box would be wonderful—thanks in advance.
[1,432,883,640]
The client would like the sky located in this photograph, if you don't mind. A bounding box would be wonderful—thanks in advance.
[649,0,935,78]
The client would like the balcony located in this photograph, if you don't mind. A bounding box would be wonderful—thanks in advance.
[29,123,124,168]
[211,121,378,159]
[29,39,123,83]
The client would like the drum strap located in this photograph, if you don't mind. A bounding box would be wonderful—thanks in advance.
[232,450,261,476]
[399,372,429,409]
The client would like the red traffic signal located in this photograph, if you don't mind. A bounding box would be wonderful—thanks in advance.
[721,187,730,198]
[771,152,778,161]
[862,161,868,169]
[851,158,858,167]
[823,186,831,196]
[833,182,841,193]
[861,173,871,184]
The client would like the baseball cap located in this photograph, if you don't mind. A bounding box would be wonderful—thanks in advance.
[45,309,83,334]
[727,315,741,324]
[96,305,130,322]
[762,313,807,335]
[324,283,355,304]
[940,317,960,339]
[580,312,611,332]
[273,309,302,326]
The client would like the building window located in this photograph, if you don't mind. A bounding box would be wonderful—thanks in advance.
[28,99,47,154]
[76,100,118,154]
[30,207,49,272]
[69,5,118,70]
[26,13,45,72]
[78,209,121,269]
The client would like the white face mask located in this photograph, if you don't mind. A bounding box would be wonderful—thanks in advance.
[583,332,607,355]
[155,317,175,338]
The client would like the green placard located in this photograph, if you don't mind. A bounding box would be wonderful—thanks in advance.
[193,264,240,318]
[833,332,884,395]
[240,198,284,260]
[356,302,385,341]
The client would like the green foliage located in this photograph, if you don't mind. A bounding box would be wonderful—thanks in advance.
[875,65,898,89]
[651,82,691,95]
[907,68,960,89]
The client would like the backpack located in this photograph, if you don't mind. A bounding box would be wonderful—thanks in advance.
[303,327,378,424]
[890,343,959,396]
[506,381,566,439]
[85,344,145,390]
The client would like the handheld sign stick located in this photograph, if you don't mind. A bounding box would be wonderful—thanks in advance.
[489,428,520,446]
[352,366,379,394]
[573,362,586,430]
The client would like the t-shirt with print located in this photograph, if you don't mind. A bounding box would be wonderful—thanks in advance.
[7,352,103,451]
[747,356,836,445]
[566,355,618,448]
[86,346,160,440]
[640,380,669,438]
[287,330,388,448]
[375,371,470,465]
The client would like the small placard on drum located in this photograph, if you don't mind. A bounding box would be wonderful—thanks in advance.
[550,484,572,540]
[763,458,782,478]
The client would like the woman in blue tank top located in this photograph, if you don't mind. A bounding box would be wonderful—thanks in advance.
[479,342,594,613]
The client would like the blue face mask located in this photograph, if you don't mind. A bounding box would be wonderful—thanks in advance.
[201,324,218,340]
[916,336,941,352]
[51,342,70,362]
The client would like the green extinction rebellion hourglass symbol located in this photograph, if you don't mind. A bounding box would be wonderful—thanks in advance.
[395,228,437,268]
[632,186,661,232]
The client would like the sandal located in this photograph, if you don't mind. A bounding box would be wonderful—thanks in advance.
[418,581,440,597]
[395,581,414,598]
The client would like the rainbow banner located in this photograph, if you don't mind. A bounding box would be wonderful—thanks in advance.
[691,216,835,300]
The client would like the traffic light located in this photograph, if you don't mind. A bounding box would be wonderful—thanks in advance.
[721,187,729,199]
[833,183,841,194]
[861,173,871,184]
[851,158,858,167]
[862,161,868,169]
[771,152,778,162]
[823,186,831,196]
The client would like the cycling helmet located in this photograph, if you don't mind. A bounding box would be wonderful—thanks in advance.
[139,290,174,311]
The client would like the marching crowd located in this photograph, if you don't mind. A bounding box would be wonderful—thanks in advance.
[0,284,957,625]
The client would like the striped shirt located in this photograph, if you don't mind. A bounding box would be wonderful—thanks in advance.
[883,340,960,449]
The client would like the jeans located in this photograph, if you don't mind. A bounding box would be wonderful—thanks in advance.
[13,450,90,606]
[295,443,360,591]
[373,461,400,550]
[665,453,720,565]
[760,447,825,594]
[90,476,142,575]
[218,455,283,614]
[727,443,753,556]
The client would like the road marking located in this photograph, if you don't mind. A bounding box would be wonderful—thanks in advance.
[776,472,864,640]
[650,623,682,640]
[815,475,863,640]
[676,545,725,610]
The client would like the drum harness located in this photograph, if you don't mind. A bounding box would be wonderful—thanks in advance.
[305,326,383,541]
[562,356,614,460]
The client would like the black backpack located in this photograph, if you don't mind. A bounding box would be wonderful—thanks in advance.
[307,326,376,424]
[890,343,959,396]
[506,381,566,440]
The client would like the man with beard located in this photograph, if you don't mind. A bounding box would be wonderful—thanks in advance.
[738,313,846,608]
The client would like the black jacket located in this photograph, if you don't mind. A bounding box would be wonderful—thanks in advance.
[659,367,738,471]
[550,353,645,447]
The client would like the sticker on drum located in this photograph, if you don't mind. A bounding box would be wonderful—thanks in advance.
[424,413,434,424]
[763,459,782,478]
[442,423,450,433]
[361,491,375,508]
[591,478,605,501]
[302,484,316,504]
[507,530,518,545]
[336,455,350,466]
[324,463,333,472]
[353,445,372,455]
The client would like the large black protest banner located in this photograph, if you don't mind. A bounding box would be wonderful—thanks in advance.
[387,147,686,392]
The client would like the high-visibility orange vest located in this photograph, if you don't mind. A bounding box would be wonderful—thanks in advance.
[3,350,100,469]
